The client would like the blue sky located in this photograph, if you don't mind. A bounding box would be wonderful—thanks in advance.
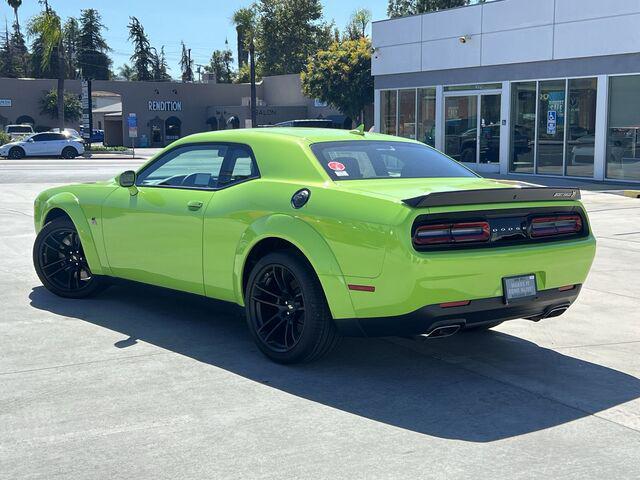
[0,0,389,78]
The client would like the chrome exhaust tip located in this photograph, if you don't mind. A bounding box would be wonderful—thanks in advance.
[424,324,462,338]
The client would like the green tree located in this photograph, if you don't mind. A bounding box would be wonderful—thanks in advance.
[117,63,135,80]
[301,37,373,124]
[0,23,14,77]
[345,8,372,40]
[7,0,29,75]
[150,46,170,81]
[232,7,258,126]
[179,41,193,82]
[62,17,79,78]
[387,0,470,17]
[28,3,66,127]
[127,16,153,81]
[205,42,234,83]
[256,0,333,76]
[39,88,81,122]
[77,9,111,80]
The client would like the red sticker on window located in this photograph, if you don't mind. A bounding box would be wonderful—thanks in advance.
[328,161,346,171]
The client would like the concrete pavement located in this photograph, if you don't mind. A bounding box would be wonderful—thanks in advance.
[1,163,639,479]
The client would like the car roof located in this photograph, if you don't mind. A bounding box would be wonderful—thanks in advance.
[174,127,418,145]
[152,128,421,184]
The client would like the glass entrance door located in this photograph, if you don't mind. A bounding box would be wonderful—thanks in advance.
[445,93,501,164]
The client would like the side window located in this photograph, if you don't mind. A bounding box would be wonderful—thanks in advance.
[33,134,48,142]
[52,133,67,141]
[219,145,259,186]
[136,145,228,189]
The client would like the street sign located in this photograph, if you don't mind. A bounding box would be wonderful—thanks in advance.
[547,110,557,135]
[81,80,93,142]
[128,113,138,138]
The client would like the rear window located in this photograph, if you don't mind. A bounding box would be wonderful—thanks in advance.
[310,140,477,180]
[7,126,33,133]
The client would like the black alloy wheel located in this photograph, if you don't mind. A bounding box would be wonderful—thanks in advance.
[250,264,305,353]
[246,252,339,363]
[62,146,78,159]
[9,147,24,159]
[33,217,104,298]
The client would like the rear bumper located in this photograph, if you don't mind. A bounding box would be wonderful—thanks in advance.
[335,285,581,337]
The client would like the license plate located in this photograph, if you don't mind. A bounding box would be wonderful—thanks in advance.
[503,274,537,303]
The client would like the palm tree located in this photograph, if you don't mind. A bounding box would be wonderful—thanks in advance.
[117,63,135,81]
[232,7,258,127]
[7,0,22,29]
[28,4,66,128]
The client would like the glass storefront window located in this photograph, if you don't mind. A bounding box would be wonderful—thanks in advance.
[566,78,597,177]
[444,95,478,163]
[536,80,566,175]
[417,88,436,146]
[607,75,640,181]
[510,82,536,173]
[380,90,397,136]
[398,89,416,139]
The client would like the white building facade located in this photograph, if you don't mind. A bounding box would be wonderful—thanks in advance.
[372,0,640,183]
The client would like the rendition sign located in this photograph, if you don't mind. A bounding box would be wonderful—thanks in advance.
[148,101,182,112]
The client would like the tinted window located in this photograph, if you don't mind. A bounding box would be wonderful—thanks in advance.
[219,145,258,186]
[310,141,477,180]
[32,134,51,142]
[8,126,33,133]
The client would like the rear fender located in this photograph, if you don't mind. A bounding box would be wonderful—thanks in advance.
[234,214,356,319]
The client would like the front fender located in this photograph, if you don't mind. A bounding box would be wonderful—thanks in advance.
[234,214,356,319]
[38,192,105,275]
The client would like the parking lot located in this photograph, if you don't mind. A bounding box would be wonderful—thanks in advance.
[1,159,639,479]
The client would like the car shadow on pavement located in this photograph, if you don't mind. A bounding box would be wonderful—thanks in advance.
[29,282,640,443]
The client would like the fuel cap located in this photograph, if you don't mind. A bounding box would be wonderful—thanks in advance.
[291,189,311,209]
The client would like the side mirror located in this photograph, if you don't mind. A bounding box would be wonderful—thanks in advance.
[27,138,34,143]
[119,170,136,187]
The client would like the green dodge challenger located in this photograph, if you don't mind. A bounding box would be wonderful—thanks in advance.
[32,127,596,363]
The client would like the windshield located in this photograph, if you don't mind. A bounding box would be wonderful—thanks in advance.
[310,141,477,180]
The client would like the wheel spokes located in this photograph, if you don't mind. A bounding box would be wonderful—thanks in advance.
[251,263,305,352]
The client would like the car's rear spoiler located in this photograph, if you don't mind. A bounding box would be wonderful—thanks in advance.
[402,187,581,208]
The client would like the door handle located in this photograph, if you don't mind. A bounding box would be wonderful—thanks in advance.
[187,200,203,211]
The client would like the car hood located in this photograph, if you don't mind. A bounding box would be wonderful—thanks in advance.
[1,141,23,148]
[335,177,538,203]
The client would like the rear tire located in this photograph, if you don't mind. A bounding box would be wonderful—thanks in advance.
[61,146,78,159]
[245,251,339,364]
[8,147,24,159]
[33,217,105,298]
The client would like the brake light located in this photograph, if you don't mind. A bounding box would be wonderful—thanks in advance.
[530,215,582,238]
[414,221,490,245]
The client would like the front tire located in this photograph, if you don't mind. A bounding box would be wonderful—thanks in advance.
[61,146,78,159]
[245,251,339,364]
[33,217,104,298]
[8,147,25,159]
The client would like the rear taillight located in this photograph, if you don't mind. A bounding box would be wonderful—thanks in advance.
[530,215,582,238]
[414,221,490,245]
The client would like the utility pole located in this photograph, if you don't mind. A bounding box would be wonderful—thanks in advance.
[188,48,192,82]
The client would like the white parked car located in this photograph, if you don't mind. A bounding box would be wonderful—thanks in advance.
[0,132,85,159]
[4,124,35,140]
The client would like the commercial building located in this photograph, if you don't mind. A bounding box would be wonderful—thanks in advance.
[0,74,348,147]
[372,0,640,183]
